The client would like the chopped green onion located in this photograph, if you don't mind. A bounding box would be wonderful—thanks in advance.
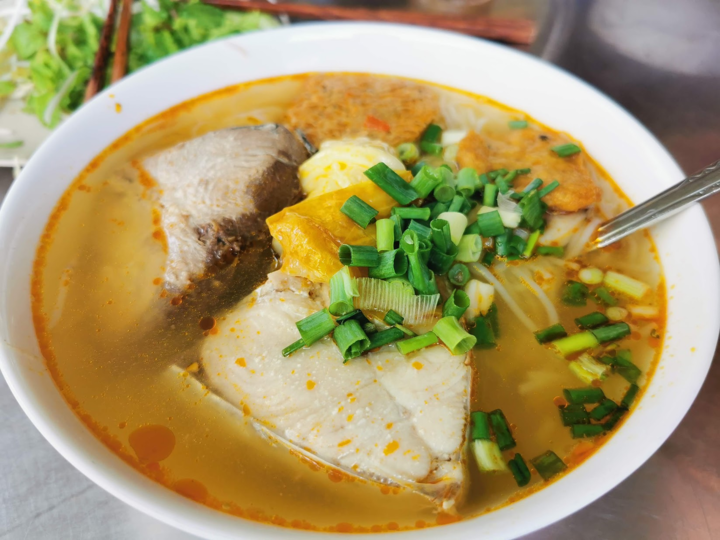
[521,178,543,194]
[364,162,419,205]
[384,309,404,326]
[603,407,627,430]
[603,271,650,300]
[552,143,581,157]
[575,311,609,329]
[538,180,560,198]
[535,323,568,344]
[433,316,476,355]
[537,245,564,257]
[443,289,470,319]
[621,383,640,409]
[578,267,604,285]
[569,353,610,384]
[589,399,618,421]
[508,120,528,129]
[455,234,483,263]
[389,213,404,240]
[407,220,433,242]
[508,454,531,486]
[434,184,456,203]
[486,303,500,337]
[478,173,489,185]
[430,219,453,253]
[334,319,370,362]
[592,286,618,306]
[456,168,480,197]
[489,409,516,451]
[495,229,512,257]
[296,308,337,346]
[340,195,378,228]
[472,439,508,472]
[396,331,438,355]
[282,338,305,358]
[465,221,481,235]
[483,183,499,207]
[563,387,606,405]
[336,309,361,323]
[496,176,512,195]
[470,411,491,440]
[409,167,443,198]
[559,403,590,426]
[428,245,458,275]
[402,230,437,295]
[394,324,415,337]
[392,206,431,220]
[508,234,526,256]
[397,142,420,164]
[410,161,426,176]
[530,451,567,481]
[475,210,505,237]
[339,245,380,267]
[552,331,600,357]
[591,323,631,343]
[436,212,468,244]
[419,239,433,266]
[421,123,442,143]
[571,424,604,438]
[522,229,541,258]
[448,263,470,287]
[368,249,408,280]
[448,194,466,213]
[365,327,405,351]
[516,168,531,175]
[470,316,497,349]
[0,141,23,149]
[519,190,544,230]
[488,169,508,180]
[481,250,495,266]
[562,280,589,306]
[329,266,359,316]
[613,350,642,384]
[376,219,395,252]
[421,142,443,155]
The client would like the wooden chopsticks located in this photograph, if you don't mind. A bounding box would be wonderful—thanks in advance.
[202,0,536,45]
[84,0,132,101]
[84,0,536,101]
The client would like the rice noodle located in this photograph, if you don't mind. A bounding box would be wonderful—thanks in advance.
[514,267,559,326]
[470,263,538,332]
[565,217,602,259]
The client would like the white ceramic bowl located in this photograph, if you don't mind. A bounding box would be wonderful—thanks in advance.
[0,22,718,540]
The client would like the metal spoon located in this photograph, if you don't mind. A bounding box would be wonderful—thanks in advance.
[590,158,720,250]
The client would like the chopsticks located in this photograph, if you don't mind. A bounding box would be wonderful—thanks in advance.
[202,0,536,45]
[84,0,536,101]
[84,0,132,101]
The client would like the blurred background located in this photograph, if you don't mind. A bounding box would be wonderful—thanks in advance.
[1,0,719,538]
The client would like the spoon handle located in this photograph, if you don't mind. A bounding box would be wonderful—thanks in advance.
[592,159,720,249]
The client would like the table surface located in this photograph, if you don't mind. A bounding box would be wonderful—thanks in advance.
[2,0,720,538]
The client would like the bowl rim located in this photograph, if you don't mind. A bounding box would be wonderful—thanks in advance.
[0,21,718,540]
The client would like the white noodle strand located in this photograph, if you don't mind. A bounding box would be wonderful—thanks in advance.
[470,263,538,332]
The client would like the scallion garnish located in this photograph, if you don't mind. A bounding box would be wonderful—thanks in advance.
[420,123,443,155]
[551,143,581,157]
[340,195,379,228]
[522,229,541,258]
[282,338,305,358]
[394,323,415,337]
[489,409,516,451]
[487,303,500,337]
[537,245,564,257]
[384,309,404,326]
[563,387,605,405]
[518,189,544,230]
[396,142,419,164]
[589,399,618,421]
[534,323,568,344]
[448,264,470,287]
[621,383,640,409]
[401,230,437,295]
[475,210,505,237]
[559,403,589,426]
[409,166,443,198]
[329,266,359,316]
[530,450,567,481]
[455,234,484,263]
[365,327,405,351]
[562,280,589,306]
[368,249,408,280]
[470,315,496,349]
[612,350,642,384]
[296,308,337,346]
[333,319,370,362]
[430,219,453,253]
[508,454,531,486]
[571,424,604,438]
[603,407,627,430]
[470,411,491,440]
[472,439,508,473]
[434,183,456,203]
[396,331,438,355]
[456,168,479,197]
[592,286,618,306]
[508,120,528,129]
[521,178,543,194]
[603,271,650,300]
[496,176,512,195]
[338,245,380,267]
[428,245,458,275]
[552,331,600,357]
[433,316,476,355]
[364,162,419,205]
[376,218,395,252]
[443,289,470,319]
[591,322,631,343]
[538,180,560,198]
[575,311,609,329]
[483,183,499,207]
[407,219,433,242]
[392,206,432,221]
[488,169,508,180]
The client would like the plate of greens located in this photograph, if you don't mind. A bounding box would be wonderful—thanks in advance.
[0,0,279,166]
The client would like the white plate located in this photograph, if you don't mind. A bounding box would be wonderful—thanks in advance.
[0,22,718,540]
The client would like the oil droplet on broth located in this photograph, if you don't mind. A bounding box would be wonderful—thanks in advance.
[128,424,176,463]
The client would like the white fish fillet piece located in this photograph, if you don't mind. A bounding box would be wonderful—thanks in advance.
[201,272,471,509]
[142,125,308,291]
